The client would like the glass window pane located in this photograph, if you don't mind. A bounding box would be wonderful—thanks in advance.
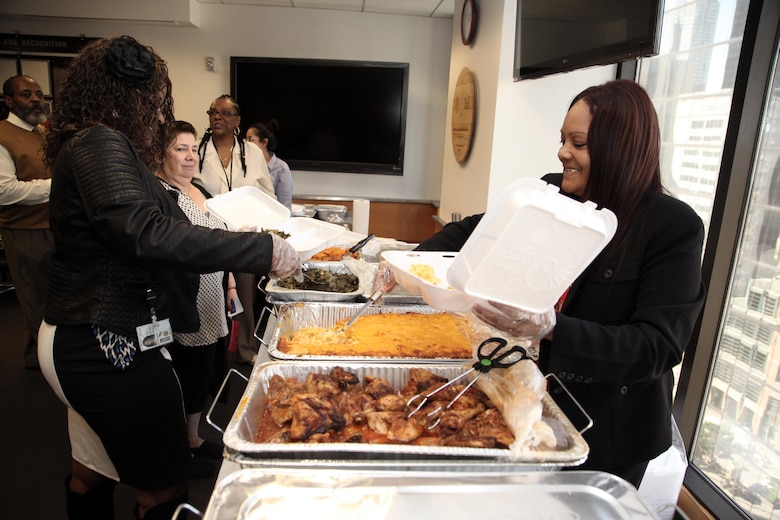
[690,54,780,517]
[640,0,750,234]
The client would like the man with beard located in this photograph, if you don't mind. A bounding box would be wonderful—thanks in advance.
[0,75,53,369]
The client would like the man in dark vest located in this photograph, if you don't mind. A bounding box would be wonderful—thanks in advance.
[0,75,53,369]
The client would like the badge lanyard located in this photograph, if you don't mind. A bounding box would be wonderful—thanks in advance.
[135,288,174,351]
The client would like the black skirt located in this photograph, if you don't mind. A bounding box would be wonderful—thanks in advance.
[51,324,191,490]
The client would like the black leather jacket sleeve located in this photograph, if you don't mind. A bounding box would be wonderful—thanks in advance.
[46,125,276,335]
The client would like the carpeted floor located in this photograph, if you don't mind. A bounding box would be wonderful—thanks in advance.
[0,289,252,519]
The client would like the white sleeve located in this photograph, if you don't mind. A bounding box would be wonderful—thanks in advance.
[0,144,51,205]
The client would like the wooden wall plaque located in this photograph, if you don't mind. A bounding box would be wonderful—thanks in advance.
[451,67,476,164]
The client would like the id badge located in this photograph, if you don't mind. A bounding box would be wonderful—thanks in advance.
[136,318,174,351]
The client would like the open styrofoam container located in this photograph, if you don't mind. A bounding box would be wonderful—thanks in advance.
[381,251,474,312]
[205,186,347,260]
[383,178,617,313]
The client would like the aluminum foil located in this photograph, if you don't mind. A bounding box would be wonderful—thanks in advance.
[265,302,480,363]
[202,469,659,520]
[264,262,364,303]
[222,361,589,469]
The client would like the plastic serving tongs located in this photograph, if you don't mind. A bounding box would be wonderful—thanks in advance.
[406,337,531,429]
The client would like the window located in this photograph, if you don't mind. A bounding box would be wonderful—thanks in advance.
[635,0,780,517]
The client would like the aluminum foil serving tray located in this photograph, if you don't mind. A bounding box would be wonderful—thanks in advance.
[222,361,589,470]
[201,469,659,519]
[265,302,478,363]
[263,261,364,304]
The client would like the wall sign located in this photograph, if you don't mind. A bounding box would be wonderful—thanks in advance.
[451,67,476,164]
[0,33,96,54]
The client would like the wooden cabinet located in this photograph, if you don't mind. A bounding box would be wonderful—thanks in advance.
[293,198,439,243]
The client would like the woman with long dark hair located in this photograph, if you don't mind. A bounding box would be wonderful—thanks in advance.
[39,36,301,519]
[381,80,706,488]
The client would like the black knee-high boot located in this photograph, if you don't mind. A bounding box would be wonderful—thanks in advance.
[134,492,188,520]
[64,475,116,520]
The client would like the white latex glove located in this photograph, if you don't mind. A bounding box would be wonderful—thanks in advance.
[269,233,303,281]
[471,300,556,341]
[372,260,398,293]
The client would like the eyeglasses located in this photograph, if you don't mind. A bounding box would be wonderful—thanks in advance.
[244,136,261,143]
[206,109,239,118]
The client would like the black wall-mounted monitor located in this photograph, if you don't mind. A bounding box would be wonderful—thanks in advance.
[514,0,664,81]
[231,57,409,175]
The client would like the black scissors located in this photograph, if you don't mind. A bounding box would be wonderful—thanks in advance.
[473,337,530,372]
[407,337,531,428]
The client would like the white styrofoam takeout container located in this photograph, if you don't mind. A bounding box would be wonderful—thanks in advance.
[205,186,347,260]
[383,178,617,313]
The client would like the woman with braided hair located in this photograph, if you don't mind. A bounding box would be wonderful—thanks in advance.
[193,95,275,365]
[193,94,274,198]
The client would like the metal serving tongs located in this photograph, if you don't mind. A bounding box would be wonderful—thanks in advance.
[407,337,532,429]
[340,289,383,331]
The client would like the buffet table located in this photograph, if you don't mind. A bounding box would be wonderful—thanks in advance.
[195,183,662,518]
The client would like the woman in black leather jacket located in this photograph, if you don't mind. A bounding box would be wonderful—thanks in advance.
[388,80,706,488]
[38,36,301,520]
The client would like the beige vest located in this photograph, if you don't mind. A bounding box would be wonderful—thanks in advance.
[0,120,50,228]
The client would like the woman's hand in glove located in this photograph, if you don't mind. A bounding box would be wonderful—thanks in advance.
[471,300,556,341]
[269,233,302,281]
[373,260,398,293]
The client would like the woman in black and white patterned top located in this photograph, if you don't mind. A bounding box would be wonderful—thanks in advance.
[157,121,234,467]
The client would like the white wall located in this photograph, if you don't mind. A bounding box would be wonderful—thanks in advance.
[0,3,451,201]
[438,0,616,221]
[1,1,618,214]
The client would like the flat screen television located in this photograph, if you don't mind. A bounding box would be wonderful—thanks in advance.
[231,57,409,175]
[514,0,664,81]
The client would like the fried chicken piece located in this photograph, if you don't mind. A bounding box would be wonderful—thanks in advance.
[365,411,405,436]
[330,366,361,390]
[387,415,426,442]
[306,372,341,398]
[363,375,396,398]
[400,368,448,397]
[365,410,426,442]
[289,394,346,441]
[437,402,487,436]
[332,389,376,426]
[267,374,306,403]
[270,403,294,427]
[460,408,515,448]
[267,375,308,427]
[375,393,406,412]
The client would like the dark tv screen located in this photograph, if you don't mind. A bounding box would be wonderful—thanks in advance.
[514,0,664,80]
[231,57,408,175]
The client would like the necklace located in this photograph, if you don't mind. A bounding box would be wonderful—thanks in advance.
[218,143,234,166]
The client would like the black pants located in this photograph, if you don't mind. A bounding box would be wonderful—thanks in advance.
[0,226,53,367]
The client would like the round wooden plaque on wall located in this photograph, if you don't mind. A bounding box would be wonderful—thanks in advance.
[451,67,476,164]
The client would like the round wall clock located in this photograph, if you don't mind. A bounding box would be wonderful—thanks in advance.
[451,67,476,164]
[461,0,477,45]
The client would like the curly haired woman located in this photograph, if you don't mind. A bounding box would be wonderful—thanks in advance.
[38,36,301,519]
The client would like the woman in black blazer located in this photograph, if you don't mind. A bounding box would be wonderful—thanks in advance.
[411,80,706,488]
